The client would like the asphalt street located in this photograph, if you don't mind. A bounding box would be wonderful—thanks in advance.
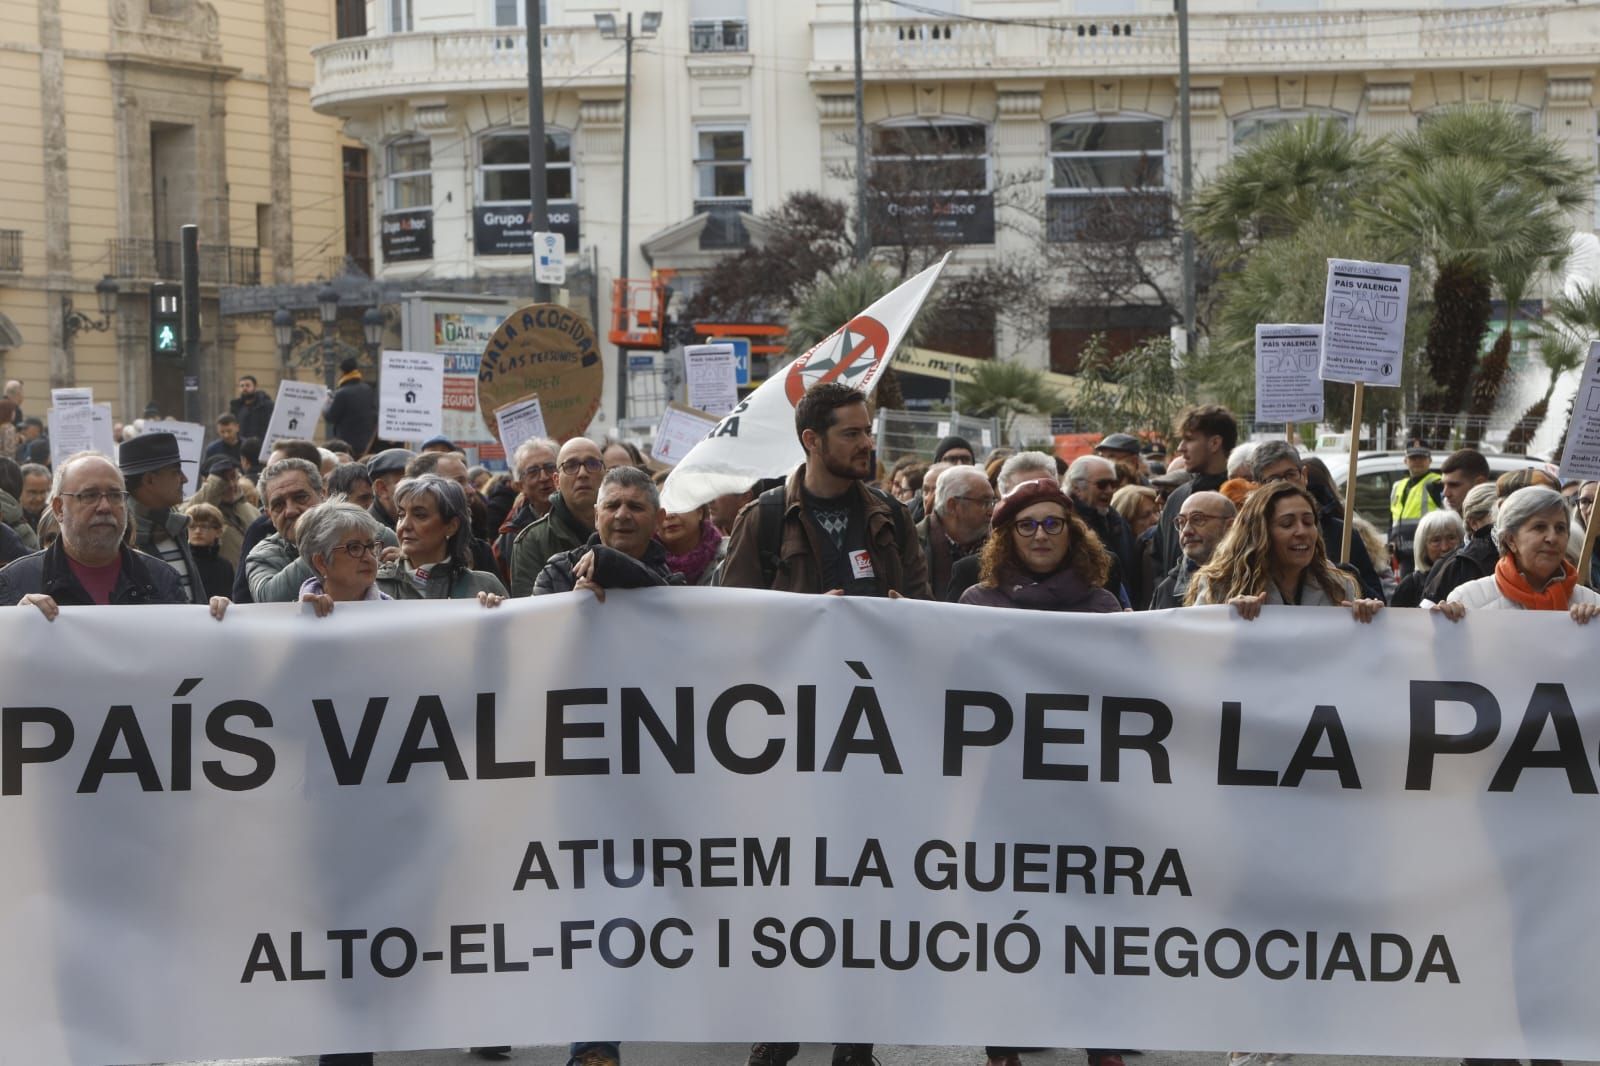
[169,1045,1600,1066]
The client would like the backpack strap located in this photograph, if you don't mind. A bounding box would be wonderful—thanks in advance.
[756,484,789,587]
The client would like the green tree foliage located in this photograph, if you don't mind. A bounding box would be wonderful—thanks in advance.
[1192,105,1592,439]
[1069,334,1194,437]
[954,360,1062,440]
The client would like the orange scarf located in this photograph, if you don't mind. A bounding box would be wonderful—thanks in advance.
[1493,554,1578,611]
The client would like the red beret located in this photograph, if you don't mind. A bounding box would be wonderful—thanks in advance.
[993,476,1071,528]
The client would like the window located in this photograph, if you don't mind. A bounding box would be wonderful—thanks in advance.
[694,126,749,200]
[389,0,412,31]
[494,0,547,28]
[478,129,574,204]
[336,0,366,38]
[1232,109,1351,149]
[690,0,746,51]
[870,120,989,195]
[386,138,432,211]
[1047,116,1168,241]
[1049,304,1171,375]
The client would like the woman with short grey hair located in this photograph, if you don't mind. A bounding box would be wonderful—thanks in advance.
[1390,509,1465,608]
[1435,486,1600,623]
[376,473,506,603]
[294,500,389,615]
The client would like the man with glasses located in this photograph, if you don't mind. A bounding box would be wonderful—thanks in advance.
[919,465,994,599]
[1,451,186,612]
[509,437,603,596]
[1066,454,1136,605]
[244,457,326,603]
[493,437,558,581]
[1149,491,1236,609]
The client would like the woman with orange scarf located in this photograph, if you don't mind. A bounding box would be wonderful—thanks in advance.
[1433,486,1600,622]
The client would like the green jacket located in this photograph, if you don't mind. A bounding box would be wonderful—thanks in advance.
[0,488,38,552]
[376,557,508,600]
[509,492,594,597]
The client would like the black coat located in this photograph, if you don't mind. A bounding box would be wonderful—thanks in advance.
[230,512,276,603]
[325,377,377,456]
[191,542,236,600]
[0,522,27,567]
[0,541,188,606]
[231,392,275,442]
[1422,525,1498,604]
[534,535,681,595]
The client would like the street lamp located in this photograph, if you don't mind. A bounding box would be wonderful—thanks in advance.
[63,275,120,338]
[594,9,660,421]
[362,307,386,357]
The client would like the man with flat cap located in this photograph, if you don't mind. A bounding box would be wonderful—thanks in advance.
[366,447,414,531]
[123,431,205,603]
[1095,432,1147,487]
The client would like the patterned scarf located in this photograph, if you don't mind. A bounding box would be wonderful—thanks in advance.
[662,520,724,584]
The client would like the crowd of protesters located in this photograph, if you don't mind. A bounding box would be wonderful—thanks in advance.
[2,376,1596,1066]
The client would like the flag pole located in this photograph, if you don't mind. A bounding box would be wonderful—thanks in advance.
[1340,383,1364,565]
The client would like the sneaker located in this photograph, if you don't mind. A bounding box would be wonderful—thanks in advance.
[986,1055,1022,1066]
[832,1044,878,1066]
[747,1044,800,1066]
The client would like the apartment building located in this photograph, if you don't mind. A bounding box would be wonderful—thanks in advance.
[300,0,1600,430]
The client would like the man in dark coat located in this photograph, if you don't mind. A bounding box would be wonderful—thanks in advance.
[533,466,680,596]
[229,375,275,442]
[323,358,377,456]
[0,453,187,613]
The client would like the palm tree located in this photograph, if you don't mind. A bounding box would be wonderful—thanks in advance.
[1530,284,1600,455]
[1368,106,1589,444]
[1188,117,1390,262]
[954,361,1062,442]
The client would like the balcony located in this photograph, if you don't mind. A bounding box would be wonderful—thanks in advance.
[107,239,261,286]
[0,230,19,272]
[311,26,624,112]
[809,4,1596,79]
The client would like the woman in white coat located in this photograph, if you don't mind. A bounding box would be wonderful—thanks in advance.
[1433,486,1600,623]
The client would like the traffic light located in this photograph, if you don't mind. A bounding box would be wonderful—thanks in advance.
[150,283,182,358]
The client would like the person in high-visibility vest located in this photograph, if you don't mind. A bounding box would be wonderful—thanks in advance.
[1389,445,1444,578]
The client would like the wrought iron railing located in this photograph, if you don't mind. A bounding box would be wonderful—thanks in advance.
[107,239,262,285]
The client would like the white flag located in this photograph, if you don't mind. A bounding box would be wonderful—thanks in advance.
[659,255,948,513]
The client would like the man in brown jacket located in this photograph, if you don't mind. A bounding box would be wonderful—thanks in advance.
[719,381,930,600]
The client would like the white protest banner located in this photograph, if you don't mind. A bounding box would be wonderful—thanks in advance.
[260,380,328,461]
[1557,340,1600,481]
[140,419,205,487]
[651,402,720,466]
[1319,258,1411,387]
[493,393,549,458]
[1254,324,1325,423]
[379,350,446,442]
[4,598,1600,1064]
[50,387,93,409]
[684,343,739,416]
[661,255,948,512]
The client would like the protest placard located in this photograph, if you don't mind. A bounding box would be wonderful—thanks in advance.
[1254,324,1325,424]
[140,420,205,487]
[1319,258,1410,387]
[49,387,92,409]
[651,403,721,466]
[477,304,602,443]
[684,343,739,416]
[378,351,445,442]
[1558,340,1600,581]
[47,404,96,468]
[258,381,328,461]
[493,393,549,457]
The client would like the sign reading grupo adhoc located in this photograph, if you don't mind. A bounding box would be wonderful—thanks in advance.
[477,304,602,443]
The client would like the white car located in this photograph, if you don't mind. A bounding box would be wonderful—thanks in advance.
[1316,450,1551,534]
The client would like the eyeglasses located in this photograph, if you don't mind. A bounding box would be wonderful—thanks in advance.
[559,457,605,476]
[59,490,128,507]
[1091,478,1119,491]
[520,462,558,479]
[953,495,996,512]
[333,540,380,560]
[1174,512,1225,531]
[1014,516,1067,536]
